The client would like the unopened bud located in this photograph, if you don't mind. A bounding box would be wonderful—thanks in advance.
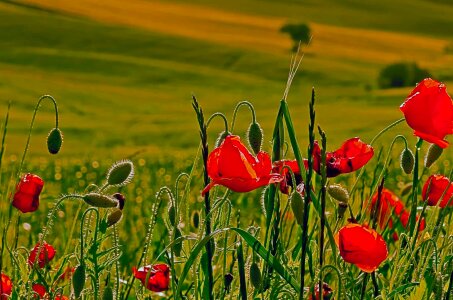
[106,160,134,186]
[168,205,176,226]
[215,131,230,148]
[47,128,63,154]
[113,193,125,210]
[73,264,86,298]
[249,262,262,289]
[400,148,415,174]
[173,227,182,257]
[107,209,123,227]
[327,184,349,203]
[191,210,200,229]
[247,122,263,155]
[401,183,413,196]
[290,192,304,226]
[338,202,348,219]
[425,143,443,168]
[83,193,118,208]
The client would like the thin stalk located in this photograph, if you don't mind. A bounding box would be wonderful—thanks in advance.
[230,100,257,132]
[318,126,327,298]
[371,272,379,297]
[360,273,369,300]
[408,138,423,240]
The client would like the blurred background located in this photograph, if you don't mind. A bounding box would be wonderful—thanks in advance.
[0,0,452,162]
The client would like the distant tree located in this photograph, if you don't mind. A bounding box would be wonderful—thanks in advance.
[280,23,311,52]
[378,62,431,89]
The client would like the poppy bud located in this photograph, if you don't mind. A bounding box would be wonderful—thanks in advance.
[290,192,304,226]
[107,209,123,227]
[401,183,413,196]
[400,148,415,174]
[102,285,113,300]
[215,131,230,148]
[191,210,200,229]
[425,143,443,168]
[73,264,86,298]
[168,205,176,227]
[249,262,261,289]
[338,202,348,219]
[261,187,272,221]
[247,122,263,155]
[327,184,349,203]
[173,228,182,257]
[47,128,63,154]
[224,273,234,292]
[83,193,118,208]
[106,160,134,186]
[113,193,125,210]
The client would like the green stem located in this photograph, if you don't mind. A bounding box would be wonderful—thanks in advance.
[408,138,423,240]
[207,112,229,134]
[360,273,369,300]
[318,126,327,298]
[230,100,257,132]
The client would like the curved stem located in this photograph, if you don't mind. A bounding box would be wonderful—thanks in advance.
[207,112,229,134]
[230,101,256,132]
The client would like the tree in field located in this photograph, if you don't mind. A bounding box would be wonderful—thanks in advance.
[280,22,311,52]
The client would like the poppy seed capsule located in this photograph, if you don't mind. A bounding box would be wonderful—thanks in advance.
[290,192,304,226]
[327,184,349,203]
[107,209,123,227]
[425,143,443,168]
[400,148,415,174]
[83,193,118,208]
[106,160,134,186]
[113,193,125,210]
[215,131,230,148]
[249,262,262,289]
[73,264,86,298]
[247,122,263,155]
[47,128,63,154]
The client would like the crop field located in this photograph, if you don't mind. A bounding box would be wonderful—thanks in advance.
[0,0,452,299]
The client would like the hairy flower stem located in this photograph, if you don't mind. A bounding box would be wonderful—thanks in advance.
[360,273,369,300]
[408,138,423,243]
[192,96,214,300]
[300,88,316,299]
[318,126,327,297]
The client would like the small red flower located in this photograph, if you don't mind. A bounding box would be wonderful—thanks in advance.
[272,159,304,195]
[308,282,333,299]
[12,173,44,213]
[306,138,374,177]
[54,296,69,300]
[336,223,388,273]
[422,175,453,208]
[0,273,12,298]
[32,283,46,298]
[57,266,75,282]
[202,135,283,195]
[133,263,170,292]
[400,78,453,148]
[28,241,56,268]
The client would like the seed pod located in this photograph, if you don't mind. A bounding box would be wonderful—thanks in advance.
[47,128,63,154]
[83,193,118,208]
[290,192,304,226]
[113,193,125,210]
[249,262,262,289]
[247,122,263,155]
[400,148,415,174]
[327,184,349,203]
[107,209,123,227]
[168,205,176,226]
[173,227,182,257]
[102,285,113,300]
[191,210,200,229]
[106,160,134,186]
[425,143,443,168]
[73,264,86,298]
[338,202,348,219]
[215,131,230,148]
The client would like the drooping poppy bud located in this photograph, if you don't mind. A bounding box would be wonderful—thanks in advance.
[308,282,334,300]
[106,160,134,186]
[107,209,123,227]
[173,228,183,257]
[425,143,443,168]
[336,223,388,273]
[327,184,349,203]
[12,173,44,213]
[400,78,453,148]
[47,128,63,154]
[28,241,56,268]
[291,192,304,226]
[73,264,86,298]
[191,210,200,229]
[400,147,415,174]
[132,264,170,292]
[32,283,47,298]
[249,262,262,289]
[0,273,12,298]
[422,175,453,208]
[168,205,176,226]
[247,122,263,155]
[83,193,118,208]
[306,138,374,177]
[202,135,283,195]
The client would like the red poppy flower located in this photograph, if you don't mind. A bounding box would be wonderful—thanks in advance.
[336,223,388,273]
[202,135,283,195]
[55,296,69,300]
[28,241,56,268]
[306,138,374,177]
[308,282,333,299]
[422,175,453,208]
[12,173,44,213]
[133,263,170,292]
[0,273,12,298]
[272,159,304,195]
[400,78,453,148]
[32,283,46,298]
[57,266,75,282]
